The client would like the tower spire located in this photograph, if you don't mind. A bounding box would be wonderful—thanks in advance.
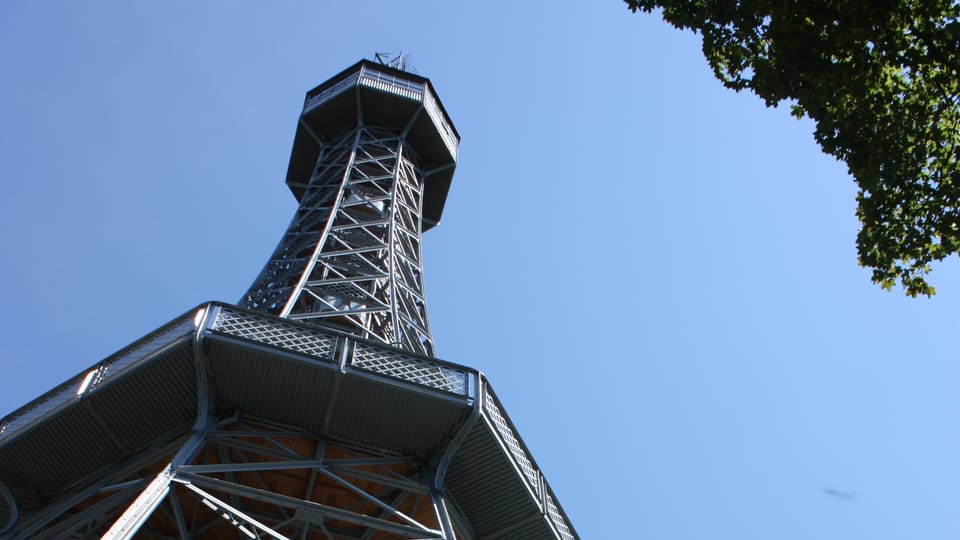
[374,51,413,72]
[240,60,458,357]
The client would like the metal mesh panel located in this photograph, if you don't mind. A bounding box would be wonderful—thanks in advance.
[352,342,466,395]
[93,317,197,389]
[483,389,541,499]
[546,492,575,540]
[0,379,77,443]
[334,226,383,248]
[214,309,336,361]
[312,282,370,302]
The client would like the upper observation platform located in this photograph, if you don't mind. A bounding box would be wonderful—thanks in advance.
[285,59,460,230]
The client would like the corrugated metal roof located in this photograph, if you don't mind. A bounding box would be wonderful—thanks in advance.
[328,375,469,457]
[207,337,339,430]
[82,345,197,452]
[0,343,195,499]
[446,419,558,539]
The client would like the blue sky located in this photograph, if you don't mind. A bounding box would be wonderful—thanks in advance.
[1,2,958,538]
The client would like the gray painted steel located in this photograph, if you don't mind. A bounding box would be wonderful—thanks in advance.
[0,58,578,539]
[242,61,458,357]
[0,304,578,538]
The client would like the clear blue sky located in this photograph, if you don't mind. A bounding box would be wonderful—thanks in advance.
[1,2,958,538]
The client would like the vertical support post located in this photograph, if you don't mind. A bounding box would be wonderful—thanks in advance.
[428,482,458,540]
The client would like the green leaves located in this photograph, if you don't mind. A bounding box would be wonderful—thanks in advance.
[627,0,960,296]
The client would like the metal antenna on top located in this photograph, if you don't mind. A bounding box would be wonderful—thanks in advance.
[374,51,416,73]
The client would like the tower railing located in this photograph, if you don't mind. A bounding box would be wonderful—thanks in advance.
[422,88,459,161]
[304,64,458,161]
[305,71,360,111]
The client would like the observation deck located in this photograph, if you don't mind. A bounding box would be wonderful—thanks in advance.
[0,304,578,539]
[286,59,459,230]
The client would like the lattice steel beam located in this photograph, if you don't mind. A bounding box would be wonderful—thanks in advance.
[238,59,459,359]
[242,127,437,357]
[84,414,466,539]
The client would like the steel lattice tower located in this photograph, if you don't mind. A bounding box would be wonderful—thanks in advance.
[242,128,439,356]
[0,60,578,540]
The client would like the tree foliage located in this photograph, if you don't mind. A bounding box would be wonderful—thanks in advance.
[626,0,960,296]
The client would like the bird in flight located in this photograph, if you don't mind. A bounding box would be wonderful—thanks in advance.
[824,488,856,501]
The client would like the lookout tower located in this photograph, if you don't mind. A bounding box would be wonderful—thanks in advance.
[242,60,458,358]
[0,59,578,540]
